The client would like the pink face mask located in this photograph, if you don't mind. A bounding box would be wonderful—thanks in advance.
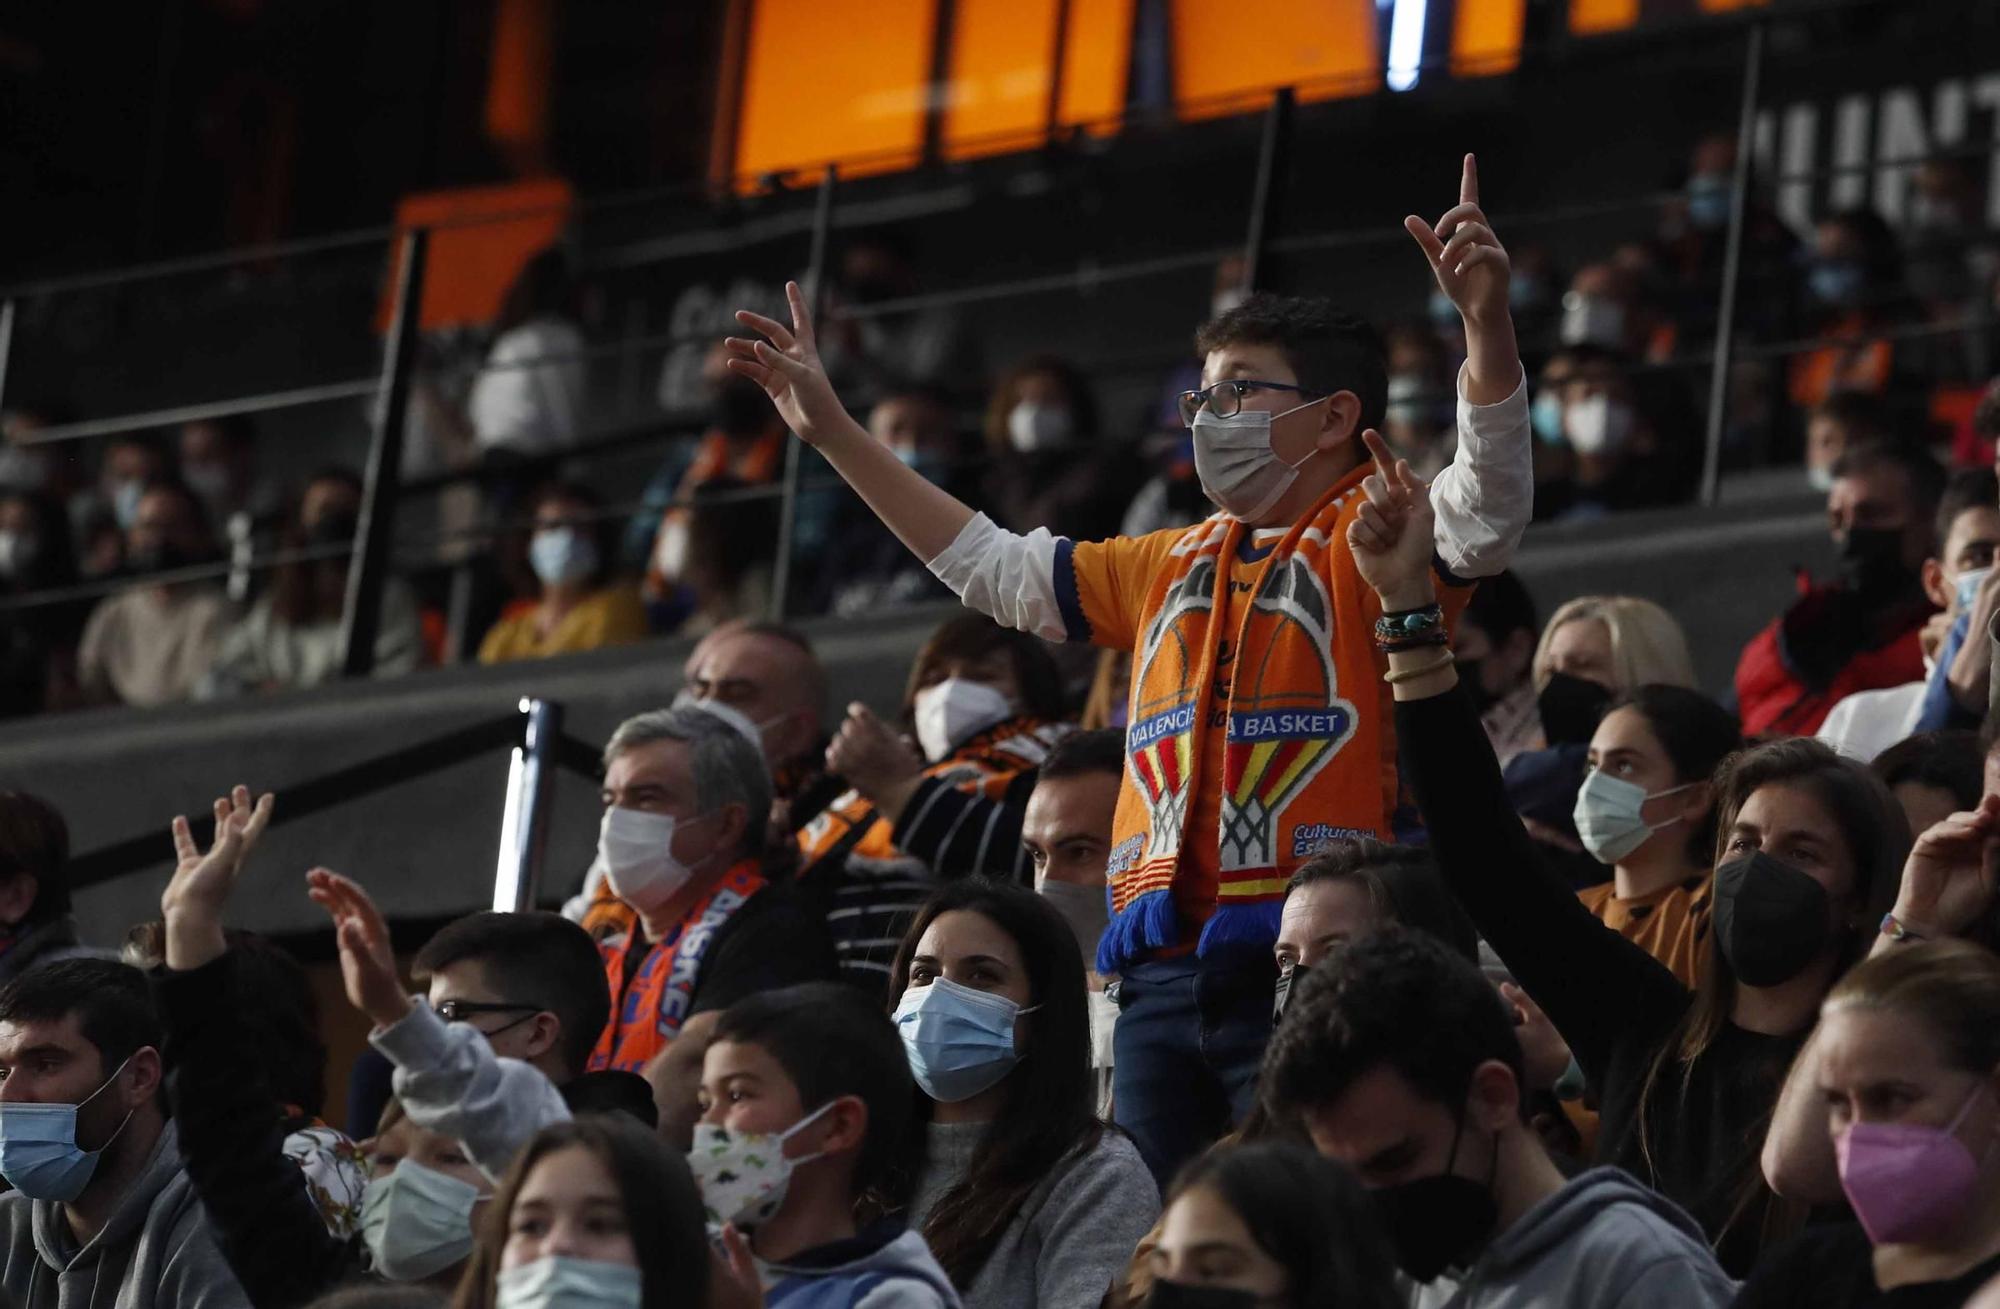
[1836,1080,1992,1246]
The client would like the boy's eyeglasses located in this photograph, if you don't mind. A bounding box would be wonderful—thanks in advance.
[1178,379,1323,428]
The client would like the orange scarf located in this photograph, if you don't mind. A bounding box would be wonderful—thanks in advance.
[797,717,1066,878]
[1104,468,1402,966]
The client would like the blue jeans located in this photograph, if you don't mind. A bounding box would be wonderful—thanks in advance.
[1112,947,1276,1185]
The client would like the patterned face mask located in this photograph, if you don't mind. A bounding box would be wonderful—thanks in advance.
[685,1100,836,1231]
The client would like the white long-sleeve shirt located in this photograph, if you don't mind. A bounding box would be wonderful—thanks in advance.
[370,1000,570,1182]
[930,368,1531,641]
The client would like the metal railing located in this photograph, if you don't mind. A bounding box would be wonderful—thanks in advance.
[0,0,1990,697]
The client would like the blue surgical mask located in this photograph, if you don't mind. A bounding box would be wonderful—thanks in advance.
[0,1056,136,1202]
[361,1159,482,1282]
[529,528,599,588]
[1953,566,1992,615]
[1686,172,1733,232]
[1809,259,1866,307]
[1530,392,1566,447]
[112,479,147,532]
[496,1256,642,1309]
[893,976,1039,1103]
[1572,770,1694,865]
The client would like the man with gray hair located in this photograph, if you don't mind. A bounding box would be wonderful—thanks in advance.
[588,704,837,1144]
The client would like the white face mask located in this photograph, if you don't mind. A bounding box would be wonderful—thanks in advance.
[686,1100,836,1232]
[913,677,1014,762]
[1006,401,1072,455]
[1564,392,1634,457]
[1190,398,1329,522]
[0,531,38,580]
[597,806,712,912]
[653,516,691,580]
[1952,566,1992,616]
[670,692,780,767]
[361,1160,481,1282]
[1560,294,1626,350]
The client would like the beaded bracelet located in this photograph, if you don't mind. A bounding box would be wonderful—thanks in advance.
[1375,603,1444,650]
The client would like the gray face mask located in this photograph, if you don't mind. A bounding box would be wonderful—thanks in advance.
[1037,879,1109,973]
[1190,398,1328,522]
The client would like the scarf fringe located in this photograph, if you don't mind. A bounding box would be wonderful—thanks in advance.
[1098,889,1179,975]
[1197,899,1284,955]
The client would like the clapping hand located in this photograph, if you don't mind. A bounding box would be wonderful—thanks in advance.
[826,702,925,820]
[162,786,274,971]
[1405,154,1511,328]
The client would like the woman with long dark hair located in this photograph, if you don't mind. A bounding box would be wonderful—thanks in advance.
[889,881,1157,1308]
[452,1116,709,1309]
[1348,434,1909,1275]
[1148,1140,1401,1309]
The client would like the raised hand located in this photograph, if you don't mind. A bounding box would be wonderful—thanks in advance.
[1404,154,1511,328]
[162,786,275,970]
[724,280,850,446]
[307,868,412,1029]
[707,1225,764,1309]
[1887,795,2000,944]
[1347,430,1437,610]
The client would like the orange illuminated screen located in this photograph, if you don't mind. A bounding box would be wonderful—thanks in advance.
[735,0,936,183]
[1057,0,1135,131]
[1569,0,1639,34]
[381,179,573,332]
[942,0,1135,159]
[1171,0,1378,119]
[943,0,1059,160]
[1453,0,1525,76]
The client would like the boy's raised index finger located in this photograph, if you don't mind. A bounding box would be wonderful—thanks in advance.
[1461,153,1478,207]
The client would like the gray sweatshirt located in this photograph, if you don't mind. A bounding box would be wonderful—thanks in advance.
[0,1120,251,1309]
[370,998,570,1182]
[910,1121,1158,1309]
[1407,1166,1737,1309]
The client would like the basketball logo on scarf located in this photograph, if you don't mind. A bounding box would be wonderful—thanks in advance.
[1219,553,1356,901]
[1119,556,1216,874]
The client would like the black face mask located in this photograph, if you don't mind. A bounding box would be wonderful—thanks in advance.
[1712,851,1832,988]
[1144,1281,1263,1309]
[1370,1115,1499,1283]
[1836,526,1915,602]
[1272,962,1295,1026]
[126,541,193,576]
[713,379,771,437]
[304,511,359,550]
[1537,671,1612,747]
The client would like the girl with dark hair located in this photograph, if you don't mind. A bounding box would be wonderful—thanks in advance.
[980,355,1134,542]
[452,1116,710,1309]
[478,482,646,665]
[798,612,1076,986]
[1747,941,2000,1307]
[1573,684,1743,988]
[1352,437,1910,1275]
[1147,1140,1401,1309]
[889,881,1157,1309]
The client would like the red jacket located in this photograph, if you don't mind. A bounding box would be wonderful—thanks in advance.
[1736,581,1928,738]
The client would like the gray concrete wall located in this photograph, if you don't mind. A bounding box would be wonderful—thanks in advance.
[0,477,1834,946]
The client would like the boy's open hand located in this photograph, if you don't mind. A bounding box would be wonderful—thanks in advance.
[725,280,848,447]
[1406,154,1511,328]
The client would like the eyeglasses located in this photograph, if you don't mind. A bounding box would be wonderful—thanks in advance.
[1177,379,1323,428]
[433,999,539,1026]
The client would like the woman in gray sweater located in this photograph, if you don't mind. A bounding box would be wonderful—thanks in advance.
[890,882,1159,1309]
